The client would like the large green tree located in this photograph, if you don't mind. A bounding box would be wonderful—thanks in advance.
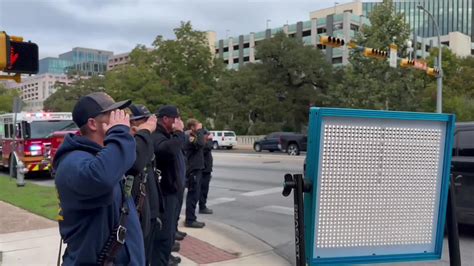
[328,0,427,111]
[213,32,333,134]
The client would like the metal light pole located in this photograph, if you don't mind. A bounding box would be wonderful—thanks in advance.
[417,5,442,113]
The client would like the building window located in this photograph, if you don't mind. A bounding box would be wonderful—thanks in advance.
[243,56,250,62]
[223,47,229,52]
[233,58,239,64]
[343,9,353,13]
[289,33,296,38]
[350,24,359,31]
[302,30,311,37]
[233,45,239,50]
[425,45,431,52]
[333,23,343,31]
[441,41,450,46]
[243,43,250,48]
[224,60,229,64]
[332,57,343,64]
[215,48,219,54]
[317,27,327,34]
[317,44,327,50]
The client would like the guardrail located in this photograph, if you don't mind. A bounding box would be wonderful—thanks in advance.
[236,135,264,146]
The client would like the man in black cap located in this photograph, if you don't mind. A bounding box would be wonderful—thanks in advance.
[126,104,163,265]
[53,92,145,265]
[151,105,185,266]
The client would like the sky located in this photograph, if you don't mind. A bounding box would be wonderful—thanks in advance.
[0,0,354,59]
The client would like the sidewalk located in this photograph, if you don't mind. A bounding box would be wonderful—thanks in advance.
[0,201,290,265]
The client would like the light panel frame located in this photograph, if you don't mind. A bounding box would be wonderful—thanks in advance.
[304,107,456,265]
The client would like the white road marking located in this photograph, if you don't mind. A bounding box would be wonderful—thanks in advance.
[206,197,236,207]
[241,187,282,197]
[257,205,294,216]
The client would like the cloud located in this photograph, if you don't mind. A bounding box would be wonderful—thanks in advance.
[0,0,353,58]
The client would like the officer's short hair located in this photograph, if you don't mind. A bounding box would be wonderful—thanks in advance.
[186,118,199,130]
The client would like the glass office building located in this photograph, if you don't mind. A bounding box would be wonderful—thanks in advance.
[59,47,113,76]
[363,0,474,39]
[38,57,74,75]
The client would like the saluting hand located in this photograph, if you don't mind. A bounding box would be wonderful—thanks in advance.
[103,110,130,133]
[138,115,157,133]
[173,117,184,132]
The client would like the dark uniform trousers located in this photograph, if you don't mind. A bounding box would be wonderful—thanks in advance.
[152,193,178,266]
[185,170,202,222]
[199,171,212,209]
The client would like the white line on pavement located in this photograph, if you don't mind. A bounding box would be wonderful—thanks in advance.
[241,187,282,197]
[257,205,294,216]
[206,197,236,207]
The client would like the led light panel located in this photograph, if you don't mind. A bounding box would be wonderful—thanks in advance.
[305,108,455,265]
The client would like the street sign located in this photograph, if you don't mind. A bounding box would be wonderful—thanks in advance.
[304,108,455,265]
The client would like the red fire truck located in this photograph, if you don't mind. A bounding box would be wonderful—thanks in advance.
[0,112,75,177]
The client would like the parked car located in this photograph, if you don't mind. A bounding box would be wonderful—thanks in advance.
[279,133,307,156]
[253,132,294,153]
[452,122,474,225]
[210,130,237,149]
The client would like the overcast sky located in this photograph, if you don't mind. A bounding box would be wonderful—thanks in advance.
[0,0,353,59]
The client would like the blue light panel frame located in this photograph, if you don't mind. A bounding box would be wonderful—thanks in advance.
[304,107,456,265]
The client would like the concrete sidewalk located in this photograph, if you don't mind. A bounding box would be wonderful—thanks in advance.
[0,201,290,265]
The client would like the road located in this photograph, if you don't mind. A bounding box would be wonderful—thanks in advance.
[17,150,474,265]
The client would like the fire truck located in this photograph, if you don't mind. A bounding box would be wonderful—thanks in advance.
[0,112,76,177]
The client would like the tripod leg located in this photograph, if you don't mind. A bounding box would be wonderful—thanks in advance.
[446,175,461,266]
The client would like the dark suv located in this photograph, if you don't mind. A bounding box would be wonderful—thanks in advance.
[253,132,294,153]
[452,122,474,225]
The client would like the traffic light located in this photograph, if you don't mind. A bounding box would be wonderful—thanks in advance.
[0,31,38,74]
[319,36,345,48]
[400,58,415,68]
[426,67,440,77]
[0,32,7,70]
[363,48,388,59]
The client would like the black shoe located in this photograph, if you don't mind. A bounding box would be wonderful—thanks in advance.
[172,241,180,252]
[175,232,184,241]
[184,220,206,228]
[170,254,182,264]
[177,230,187,237]
[199,207,213,214]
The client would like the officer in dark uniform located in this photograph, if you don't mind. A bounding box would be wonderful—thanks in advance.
[127,104,163,265]
[184,119,206,228]
[151,105,185,266]
[199,130,214,214]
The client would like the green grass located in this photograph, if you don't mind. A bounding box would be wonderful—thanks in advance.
[0,175,58,220]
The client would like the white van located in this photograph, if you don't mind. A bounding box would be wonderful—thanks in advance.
[210,131,237,149]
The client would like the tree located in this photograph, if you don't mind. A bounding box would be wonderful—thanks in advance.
[0,83,21,113]
[328,0,426,112]
[43,77,106,112]
[422,48,474,121]
[103,22,224,123]
[212,32,333,134]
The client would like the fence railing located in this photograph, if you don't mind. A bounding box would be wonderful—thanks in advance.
[236,135,264,146]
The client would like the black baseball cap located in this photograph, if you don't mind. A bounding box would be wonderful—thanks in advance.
[72,92,131,128]
[157,105,180,118]
[129,104,151,121]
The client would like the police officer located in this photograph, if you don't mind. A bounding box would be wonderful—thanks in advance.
[184,119,206,228]
[199,130,214,214]
[54,92,144,265]
[127,104,163,265]
[151,105,185,266]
